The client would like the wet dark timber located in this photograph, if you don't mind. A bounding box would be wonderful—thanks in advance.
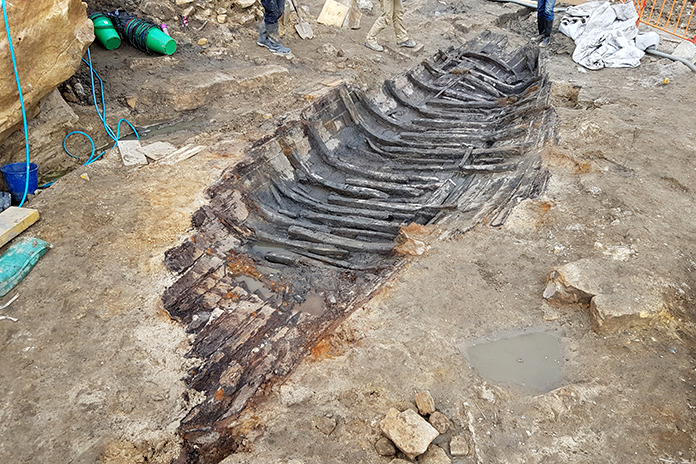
[163,32,555,463]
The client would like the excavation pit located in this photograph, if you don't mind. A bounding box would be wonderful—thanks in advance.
[163,31,556,462]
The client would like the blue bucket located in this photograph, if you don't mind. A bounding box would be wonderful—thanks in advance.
[1,162,38,202]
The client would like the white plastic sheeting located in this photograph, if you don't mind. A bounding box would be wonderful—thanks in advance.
[559,1,659,69]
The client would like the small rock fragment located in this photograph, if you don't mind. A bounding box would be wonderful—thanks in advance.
[389,460,412,464]
[420,444,451,464]
[374,437,396,456]
[449,435,469,456]
[414,391,436,415]
[380,408,439,459]
[428,411,451,434]
[197,38,209,46]
[313,414,337,435]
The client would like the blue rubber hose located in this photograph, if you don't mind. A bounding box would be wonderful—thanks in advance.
[59,48,139,172]
[2,0,30,207]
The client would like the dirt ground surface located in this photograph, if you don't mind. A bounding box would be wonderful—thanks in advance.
[0,0,694,463]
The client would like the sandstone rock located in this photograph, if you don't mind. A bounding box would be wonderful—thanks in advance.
[380,408,439,459]
[543,258,666,333]
[419,444,451,464]
[389,460,412,464]
[132,66,288,112]
[375,436,396,456]
[414,391,436,415]
[140,0,177,22]
[0,0,93,142]
[0,89,78,172]
[428,411,450,434]
[590,291,664,333]
[449,436,469,456]
[197,38,210,46]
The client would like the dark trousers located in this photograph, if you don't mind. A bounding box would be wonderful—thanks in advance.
[261,0,285,25]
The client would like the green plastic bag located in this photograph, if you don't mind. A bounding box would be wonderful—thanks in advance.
[0,237,51,297]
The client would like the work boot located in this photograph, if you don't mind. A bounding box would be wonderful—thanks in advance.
[539,18,552,48]
[265,21,283,43]
[365,41,384,52]
[257,22,291,56]
[397,38,417,48]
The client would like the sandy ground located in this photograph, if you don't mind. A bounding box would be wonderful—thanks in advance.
[0,0,694,462]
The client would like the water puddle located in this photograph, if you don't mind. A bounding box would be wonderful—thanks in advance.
[466,332,564,394]
[234,276,273,299]
[295,292,325,316]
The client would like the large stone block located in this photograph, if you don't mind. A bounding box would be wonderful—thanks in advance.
[0,0,93,142]
[380,408,439,459]
[543,258,666,333]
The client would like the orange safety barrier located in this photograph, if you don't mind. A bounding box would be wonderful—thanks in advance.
[631,0,696,42]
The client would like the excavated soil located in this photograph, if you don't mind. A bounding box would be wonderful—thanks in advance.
[0,0,694,463]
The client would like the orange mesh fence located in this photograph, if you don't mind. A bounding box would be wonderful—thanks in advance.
[631,0,696,42]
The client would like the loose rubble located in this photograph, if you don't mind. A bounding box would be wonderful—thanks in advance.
[377,390,471,462]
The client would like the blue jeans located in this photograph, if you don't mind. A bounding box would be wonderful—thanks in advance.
[537,0,555,21]
[261,0,285,24]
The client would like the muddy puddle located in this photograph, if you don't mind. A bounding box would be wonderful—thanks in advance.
[466,332,564,393]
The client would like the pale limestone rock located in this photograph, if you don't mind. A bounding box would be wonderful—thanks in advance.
[449,435,469,456]
[543,258,666,333]
[0,0,92,141]
[420,444,451,464]
[389,460,412,464]
[380,408,439,459]
[428,411,451,434]
[414,391,436,415]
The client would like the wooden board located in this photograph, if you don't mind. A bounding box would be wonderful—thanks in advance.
[0,207,39,249]
[317,0,349,27]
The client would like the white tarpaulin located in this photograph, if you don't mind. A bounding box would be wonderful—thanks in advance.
[559,1,660,69]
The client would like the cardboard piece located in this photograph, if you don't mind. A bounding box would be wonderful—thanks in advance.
[317,0,349,27]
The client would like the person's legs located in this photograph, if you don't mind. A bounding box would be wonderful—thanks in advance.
[366,0,394,49]
[258,0,291,54]
[536,0,546,36]
[539,0,555,47]
[392,0,409,43]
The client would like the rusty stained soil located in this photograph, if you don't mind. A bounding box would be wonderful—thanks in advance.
[0,0,694,463]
